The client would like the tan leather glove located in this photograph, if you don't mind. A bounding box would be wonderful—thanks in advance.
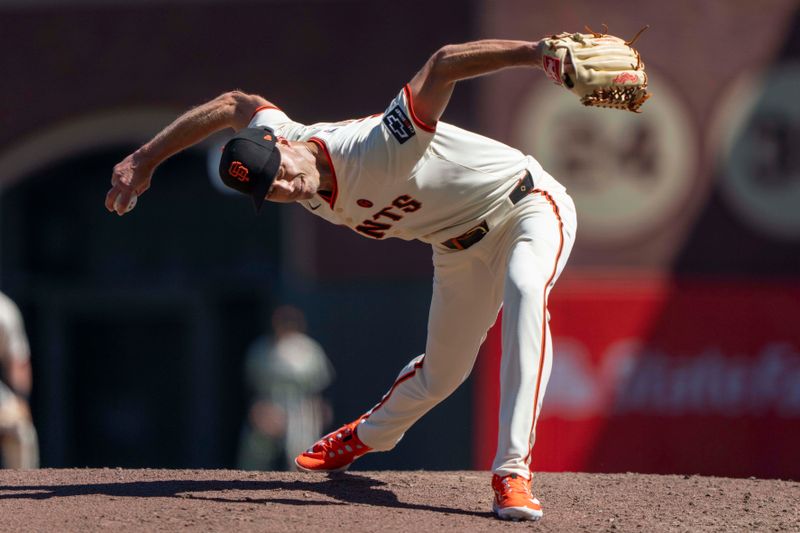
[540,27,651,112]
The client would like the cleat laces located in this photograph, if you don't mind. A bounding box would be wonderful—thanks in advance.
[496,474,531,502]
[314,428,363,458]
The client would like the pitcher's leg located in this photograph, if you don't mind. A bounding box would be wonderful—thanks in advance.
[492,192,574,478]
[492,244,555,477]
[358,255,502,451]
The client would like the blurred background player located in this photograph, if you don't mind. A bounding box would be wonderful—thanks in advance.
[0,291,39,469]
[237,305,334,471]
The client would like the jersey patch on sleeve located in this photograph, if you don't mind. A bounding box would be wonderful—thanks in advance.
[383,105,416,144]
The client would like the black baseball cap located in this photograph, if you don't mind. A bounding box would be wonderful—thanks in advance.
[219,127,282,212]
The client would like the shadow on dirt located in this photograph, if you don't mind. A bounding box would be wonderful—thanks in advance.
[0,473,493,518]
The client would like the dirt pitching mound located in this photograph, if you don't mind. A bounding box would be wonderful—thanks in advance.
[0,469,797,532]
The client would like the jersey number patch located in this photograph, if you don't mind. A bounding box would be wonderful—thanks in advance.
[383,106,416,144]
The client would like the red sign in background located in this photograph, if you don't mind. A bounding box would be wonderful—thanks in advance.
[473,279,800,480]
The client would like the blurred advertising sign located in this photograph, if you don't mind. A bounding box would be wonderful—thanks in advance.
[710,63,800,241]
[476,0,800,269]
[513,70,698,249]
[472,280,800,479]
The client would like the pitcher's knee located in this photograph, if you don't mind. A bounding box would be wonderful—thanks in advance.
[506,275,548,302]
[420,368,468,400]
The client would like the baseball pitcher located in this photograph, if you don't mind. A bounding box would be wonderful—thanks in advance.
[107,31,648,520]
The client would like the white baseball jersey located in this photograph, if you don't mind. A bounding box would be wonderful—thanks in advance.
[0,292,29,367]
[0,291,30,405]
[248,85,562,244]
[0,291,38,469]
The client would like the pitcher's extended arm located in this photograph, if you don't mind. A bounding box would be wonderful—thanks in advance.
[106,91,271,215]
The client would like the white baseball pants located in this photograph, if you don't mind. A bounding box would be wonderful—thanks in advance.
[357,175,576,478]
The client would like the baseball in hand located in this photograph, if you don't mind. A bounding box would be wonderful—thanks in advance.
[113,192,138,214]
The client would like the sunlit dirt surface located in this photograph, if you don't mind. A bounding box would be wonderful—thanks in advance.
[0,470,798,532]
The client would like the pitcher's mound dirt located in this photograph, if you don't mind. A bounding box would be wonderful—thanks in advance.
[0,469,798,532]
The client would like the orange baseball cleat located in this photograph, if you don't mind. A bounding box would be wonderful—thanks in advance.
[295,418,372,472]
[491,473,544,521]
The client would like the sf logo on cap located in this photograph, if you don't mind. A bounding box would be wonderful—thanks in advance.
[229,161,250,182]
